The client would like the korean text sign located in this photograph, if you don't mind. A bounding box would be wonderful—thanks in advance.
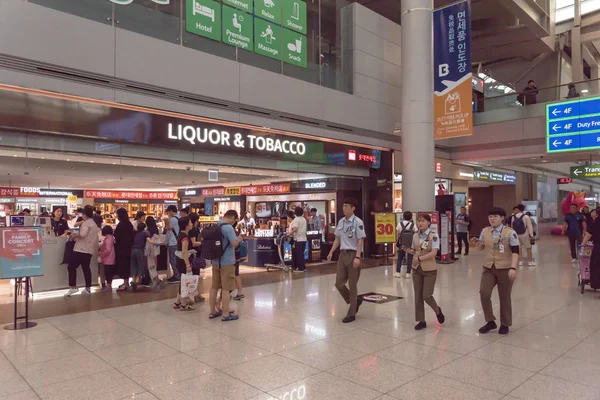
[433,0,473,139]
[0,227,44,279]
[375,213,396,244]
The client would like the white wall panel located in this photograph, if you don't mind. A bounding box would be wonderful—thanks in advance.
[354,73,401,108]
[354,50,401,87]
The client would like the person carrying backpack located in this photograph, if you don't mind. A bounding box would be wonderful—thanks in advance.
[396,211,417,278]
[204,210,244,322]
[510,204,536,266]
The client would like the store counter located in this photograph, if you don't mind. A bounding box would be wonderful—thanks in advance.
[32,236,99,292]
[244,236,280,267]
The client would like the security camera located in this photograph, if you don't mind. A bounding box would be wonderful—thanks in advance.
[186,166,192,171]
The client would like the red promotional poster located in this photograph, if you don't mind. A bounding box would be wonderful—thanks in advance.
[84,191,177,200]
[0,228,44,279]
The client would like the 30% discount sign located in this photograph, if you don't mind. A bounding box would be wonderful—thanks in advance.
[374,213,396,244]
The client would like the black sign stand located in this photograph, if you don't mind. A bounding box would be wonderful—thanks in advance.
[5,277,37,331]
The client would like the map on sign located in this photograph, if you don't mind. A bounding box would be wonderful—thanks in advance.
[547,96,600,153]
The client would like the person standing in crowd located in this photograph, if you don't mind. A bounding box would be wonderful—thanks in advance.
[114,208,134,291]
[580,220,600,290]
[509,204,536,266]
[99,226,116,292]
[51,208,69,236]
[21,208,31,216]
[188,213,205,302]
[290,206,308,272]
[525,211,538,239]
[396,211,416,278]
[403,214,445,330]
[166,205,181,284]
[208,210,243,321]
[242,212,256,232]
[455,206,471,256]
[232,237,247,301]
[582,206,593,228]
[517,79,538,105]
[92,208,103,228]
[174,216,195,311]
[129,222,148,292]
[145,216,163,291]
[563,204,586,263]
[65,207,99,297]
[478,207,519,335]
[327,198,366,323]
[132,210,146,231]
[180,207,190,219]
[309,208,323,234]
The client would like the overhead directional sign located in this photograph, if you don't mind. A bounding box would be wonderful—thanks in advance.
[571,164,600,178]
[473,168,516,184]
[547,96,600,153]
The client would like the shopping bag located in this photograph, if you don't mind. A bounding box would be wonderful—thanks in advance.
[62,240,75,265]
[180,274,199,298]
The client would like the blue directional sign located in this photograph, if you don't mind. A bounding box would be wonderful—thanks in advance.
[547,96,600,153]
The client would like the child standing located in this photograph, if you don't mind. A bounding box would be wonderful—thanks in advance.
[99,226,116,292]
[130,222,149,292]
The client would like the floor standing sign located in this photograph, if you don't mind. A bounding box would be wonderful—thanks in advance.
[433,0,473,139]
[0,227,43,330]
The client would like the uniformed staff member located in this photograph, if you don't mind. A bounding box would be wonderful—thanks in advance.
[327,198,366,323]
[403,214,445,330]
[478,207,519,335]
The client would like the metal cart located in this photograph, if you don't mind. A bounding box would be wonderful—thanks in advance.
[266,233,292,273]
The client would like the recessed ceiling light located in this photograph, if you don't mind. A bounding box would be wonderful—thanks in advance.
[541,160,548,163]
[12,155,17,157]
[90,161,94,163]
[67,159,70,161]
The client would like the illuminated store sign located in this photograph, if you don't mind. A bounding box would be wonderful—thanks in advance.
[109,0,169,4]
[305,182,326,189]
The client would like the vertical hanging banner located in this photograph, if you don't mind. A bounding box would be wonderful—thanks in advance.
[433,0,473,140]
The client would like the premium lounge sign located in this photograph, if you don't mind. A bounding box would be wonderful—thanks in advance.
[168,123,306,155]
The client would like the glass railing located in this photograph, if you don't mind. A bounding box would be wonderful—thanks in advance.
[27,0,352,94]
[477,78,600,114]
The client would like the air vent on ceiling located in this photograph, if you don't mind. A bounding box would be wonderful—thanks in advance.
[239,107,271,116]
[35,67,110,85]
[279,115,320,125]
[179,95,229,108]
[326,124,353,132]
[124,84,166,96]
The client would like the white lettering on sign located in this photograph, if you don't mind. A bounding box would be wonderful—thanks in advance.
[20,187,40,194]
[438,64,449,77]
[227,0,250,10]
[168,123,307,156]
[184,190,197,196]
[305,182,326,189]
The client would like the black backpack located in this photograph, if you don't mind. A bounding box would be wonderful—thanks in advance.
[201,223,228,262]
[512,215,527,235]
[397,221,415,248]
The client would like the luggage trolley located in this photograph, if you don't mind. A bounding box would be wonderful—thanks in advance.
[577,244,596,294]
[266,232,292,273]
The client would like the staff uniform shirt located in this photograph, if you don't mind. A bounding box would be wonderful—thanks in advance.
[413,228,440,251]
[335,214,366,251]
[479,225,520,246]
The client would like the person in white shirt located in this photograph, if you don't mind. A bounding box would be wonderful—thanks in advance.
[509,204,536,266]
[396,211,417,278]
[65,207,100,297]
[289,207,308,272]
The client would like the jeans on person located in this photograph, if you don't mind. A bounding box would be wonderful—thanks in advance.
[168,245,180,278]
[568,234,582,259]
[68,251,92,288]
[396,249,413,274]
[457,232,469,255]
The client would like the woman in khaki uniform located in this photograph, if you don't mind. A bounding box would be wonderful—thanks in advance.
[403,214,445,330]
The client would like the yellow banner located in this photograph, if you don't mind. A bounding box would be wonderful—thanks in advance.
[225,187,241,196]
[434,77,473,139]
[67,195,78,203]
[374,213,396,244]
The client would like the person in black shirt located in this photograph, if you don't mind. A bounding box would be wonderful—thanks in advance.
[114,208,134,291]
[93,209,103,228]
[51,208,69,236]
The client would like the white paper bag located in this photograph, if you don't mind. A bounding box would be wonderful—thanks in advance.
[180,274,199,299]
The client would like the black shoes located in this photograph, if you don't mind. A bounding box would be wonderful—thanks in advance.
[167,276,180,284]
[415,321,427,330]
[479,321,498,334]
[499,325,510,335]
[356,297,363,314]
[342,315,355,323]
[436,308,445,324]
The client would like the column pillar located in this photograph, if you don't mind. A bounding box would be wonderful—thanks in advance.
[572,0,584,82]
[401,0,435,211]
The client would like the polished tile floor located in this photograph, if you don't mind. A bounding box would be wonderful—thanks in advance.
[1,234,600,399]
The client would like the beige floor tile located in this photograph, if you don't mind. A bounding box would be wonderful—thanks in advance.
[329,355,426,393]
[435,357,534,395]
[388,372,504,400]
[496,329,581,355]
[268,372,381,400]
[227,354,318,392]
[244,327,318,353]
[75,326,149,351]
[0,368,31,397]
[325,329,401,354]
[151,371,261,400]
[541,356,600,388]
[2,338,88,367]
[0,390,40,400]
[563,340,600,364]
[410,330,489,355]
[279,340,366,370]
[93,339,178,368]
[359,320,422,341]
[374,341,461,371]
[154,327,232,352]
[468,342,558,372]
[35,370,144,400]
[188,339,270,369]
[509,373,600,400]
[0,327,68,350]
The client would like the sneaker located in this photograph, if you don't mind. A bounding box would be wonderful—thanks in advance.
[167,276,180,284]
[405,273,411,279]
[342,315,355,323]
[64,288,79,297]
[528,261,537,266]
[101,286,112,292]
[394,272,401,278]
[81,288,91,295]
[498,325,510,335]
[518,261,524,266]
[232,294,245,301]
[571,258,578,264]
[436,308,445,324]
[414,321,427,330]
[478,321,498,334]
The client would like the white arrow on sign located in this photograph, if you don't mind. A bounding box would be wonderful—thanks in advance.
[552,140,561,147]
[552,124,560,132]
[552,109,561,116]
[573,169,582,176]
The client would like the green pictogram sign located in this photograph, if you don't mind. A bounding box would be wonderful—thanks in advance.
[255,0,281,24]
[283,0,307,34]
[222,6,253,50]
[255,18,282,60]
[223,0,252,13]
[186,0,221,41]
[283,28,306,68]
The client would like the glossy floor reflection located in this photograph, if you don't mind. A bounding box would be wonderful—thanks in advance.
[1,235,600,399]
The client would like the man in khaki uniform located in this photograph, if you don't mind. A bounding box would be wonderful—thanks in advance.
[327,198,366,323]
[478,207,519,335]
[404,214,445,330]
